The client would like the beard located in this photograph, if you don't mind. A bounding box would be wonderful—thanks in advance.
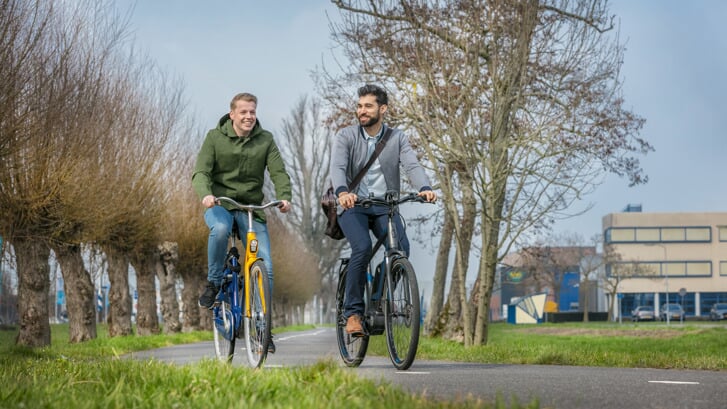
[358,113,379,128]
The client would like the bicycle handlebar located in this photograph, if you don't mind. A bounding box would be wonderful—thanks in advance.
[356,192,432,208]
[215,196,284,211]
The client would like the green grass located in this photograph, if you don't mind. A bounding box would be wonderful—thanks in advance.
[369,321,727,370]
[1,321,724,408]
[0,324,536,409]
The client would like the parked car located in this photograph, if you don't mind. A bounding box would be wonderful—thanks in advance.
[631,305,655,322]
[660,303,684,322]
[709,303,727,321]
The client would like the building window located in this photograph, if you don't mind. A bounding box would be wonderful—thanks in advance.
[664,262,685,276]
[685,227,710,241]
[608,261,711,278]
[719,226,727,242]
[686,261,711,276]
[721,261,727,276]
[701,292,727,315]
[609,228,635,242]
[662,228,685,241]
[605,226,711,243]
[635,228,660,242]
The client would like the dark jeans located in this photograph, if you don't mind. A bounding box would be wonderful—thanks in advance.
[338,204,409,319]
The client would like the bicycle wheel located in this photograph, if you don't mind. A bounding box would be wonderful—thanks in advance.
[335,263,369,367]
[212,298,235,363]
[243,260,271,368]
[383,257,420,370]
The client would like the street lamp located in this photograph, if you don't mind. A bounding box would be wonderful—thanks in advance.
[646,243,669,325]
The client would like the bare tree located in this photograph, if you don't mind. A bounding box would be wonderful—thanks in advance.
[326,0,651,345]
[274,95,346,322]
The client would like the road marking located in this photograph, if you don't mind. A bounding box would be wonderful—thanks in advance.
[276,329,328,341]
[398,371,430,375]
[648,380,700,385]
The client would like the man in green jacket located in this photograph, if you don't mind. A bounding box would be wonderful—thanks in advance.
[192,92,292,352]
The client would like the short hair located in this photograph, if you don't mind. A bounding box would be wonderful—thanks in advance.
[230,93,258,110]
[358,84,388,106]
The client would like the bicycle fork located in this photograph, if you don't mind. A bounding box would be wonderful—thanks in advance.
[243,229,268,320]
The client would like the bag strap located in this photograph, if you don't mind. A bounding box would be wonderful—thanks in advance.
[348,126,393,192]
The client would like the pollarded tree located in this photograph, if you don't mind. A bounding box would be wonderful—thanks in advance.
[327,0,651,345]
[160,147,210,332]
[0,0,136,346]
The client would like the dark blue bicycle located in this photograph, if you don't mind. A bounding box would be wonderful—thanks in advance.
[335,192,430,370]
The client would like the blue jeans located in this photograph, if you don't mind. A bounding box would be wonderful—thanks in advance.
[338,205,409,319]
[204,205,273,291]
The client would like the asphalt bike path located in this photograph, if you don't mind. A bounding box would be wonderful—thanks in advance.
[127,327,726,409]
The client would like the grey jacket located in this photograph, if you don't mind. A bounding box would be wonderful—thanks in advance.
[329,124,431,201]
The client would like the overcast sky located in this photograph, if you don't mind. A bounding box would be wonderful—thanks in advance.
[116,1,727,294]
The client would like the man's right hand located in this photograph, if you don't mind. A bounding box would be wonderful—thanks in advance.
[202,195,216,208]
[338,192,357,209]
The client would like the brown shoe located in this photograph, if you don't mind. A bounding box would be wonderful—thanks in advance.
[345,315,364,337]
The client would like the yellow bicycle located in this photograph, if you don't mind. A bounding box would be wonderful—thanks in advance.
[212,196,281,368]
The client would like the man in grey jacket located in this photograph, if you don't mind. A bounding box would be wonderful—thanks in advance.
[330,84,437,336]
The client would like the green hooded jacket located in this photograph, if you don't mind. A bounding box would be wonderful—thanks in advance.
[192,114,292,222]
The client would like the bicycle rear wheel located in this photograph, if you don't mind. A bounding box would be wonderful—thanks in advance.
[243,260,271,368]
[383,257,420,370]
[335,263,369,367]
[212,298,235,363]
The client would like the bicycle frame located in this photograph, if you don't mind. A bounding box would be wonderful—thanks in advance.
[366,193,415,304]
[241,209,266,319]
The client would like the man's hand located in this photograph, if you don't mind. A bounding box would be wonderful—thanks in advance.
[202,195,216,208]
[338,191,357,209]
[418,190,437,203]
[278,200,291,213]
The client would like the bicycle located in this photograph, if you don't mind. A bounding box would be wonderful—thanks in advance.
[335,191,431,370]
[211,196,282,368]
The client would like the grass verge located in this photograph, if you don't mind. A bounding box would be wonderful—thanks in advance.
[0,324,537,409]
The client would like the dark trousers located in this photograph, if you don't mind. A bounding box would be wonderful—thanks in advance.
[338,205,409,318]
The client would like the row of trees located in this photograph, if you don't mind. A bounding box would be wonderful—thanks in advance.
[0,0,320,347]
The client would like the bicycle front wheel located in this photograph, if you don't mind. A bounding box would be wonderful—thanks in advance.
[213,299,235,363]
[335,263,369,367]
[243,260,271,368]
[383,257,420,370]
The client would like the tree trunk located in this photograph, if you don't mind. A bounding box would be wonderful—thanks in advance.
[470,0,539,346]
[105,247,132,337]
[157,242,181,334]
[424,207,453,336]
[473,214,501,345]
[53,244,96,343]
[440,172,477,345]
[134,254,160,336]
[15,239,51,347]
[581,280,591,322]
[179,267,204,332]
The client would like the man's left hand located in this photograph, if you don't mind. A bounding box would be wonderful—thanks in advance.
[418,190,437,203]
[278,200,291,213]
